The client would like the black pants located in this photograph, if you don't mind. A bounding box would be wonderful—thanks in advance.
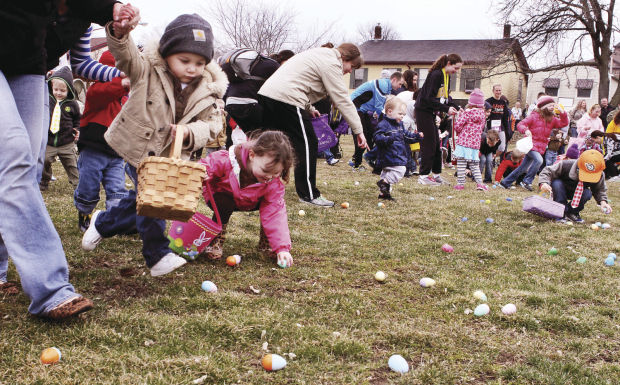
[605,154,620,178]
[208,192,259,224]
[416,108,442,175]
[352,111,377,167]
[259,95,320,201]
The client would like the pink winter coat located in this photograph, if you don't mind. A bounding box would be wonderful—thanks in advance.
[516,110,569,154]
[454,108,486,149]
[199,145,291,253]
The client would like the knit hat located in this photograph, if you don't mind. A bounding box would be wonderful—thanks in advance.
[536,95,555,109]
[577,149,605,183]
[159,14,214,62]
[565,144,579,159]
[468,88,484,108]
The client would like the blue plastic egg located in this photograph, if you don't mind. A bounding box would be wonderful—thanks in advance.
[474,304,490,316]
[486,218,494,224]
[201,280,217,292]
[461,217,468,222]
[506,197,512,202]
[609,253,617,261]
[388,354,409,373]
[604,256,615,266]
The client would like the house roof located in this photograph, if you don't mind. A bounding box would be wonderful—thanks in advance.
[360,38,529,70]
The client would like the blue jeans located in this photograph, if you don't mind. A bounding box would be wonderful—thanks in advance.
[479,153,494,182]
[94,164,171,268]
[551,179,592,215]
[321,149,334,162]
[74,147,128,214]
[502,150,543,186]
[0,72,79,315]
[544,150,558,168]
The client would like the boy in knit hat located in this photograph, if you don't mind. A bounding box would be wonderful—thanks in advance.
[81,14,228,277]
[539,149,612,223]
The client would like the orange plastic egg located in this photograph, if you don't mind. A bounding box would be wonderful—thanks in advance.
[40,347,61,364]
[261,353,286,371]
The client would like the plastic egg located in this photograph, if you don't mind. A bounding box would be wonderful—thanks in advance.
[486,218,494,224]
[603,207,611,214]
[298,210,305,216]
[604,256,615,266]
[201,280,217,292]
[473,304,490,317]
[388,354,409,373]
[601,223,611,229]
[480,200,485,203]
[354,181,359,186]
[548,247,558,256]
[447,195,454,199]
[341,202,350,209]
[492,184,497,189]
[506,197,513,202]
[262,353,286,371]
[609,253,617,261]
[377,202,384,208]
[40,347,61,364]
[226,254,241,266]
[461,217,468,222]
[473,290,487,302]
[576,256,587,264]
[419,277,436,288]
[441,243,454,253]
[374,271,386,282]
[595,222,602,227]
[429,197,435,201]
[590,224,599,231]
[277,260,289,269]
[501,303,517,315]
[485,199,491,204]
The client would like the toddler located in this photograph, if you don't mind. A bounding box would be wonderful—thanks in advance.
[495,149,525,185]
[579,130,604,155]
[453,89,488,191]
[81,14,227,277]
[545,127,568,166]
[374,97,422,200]
[200,131,295,268]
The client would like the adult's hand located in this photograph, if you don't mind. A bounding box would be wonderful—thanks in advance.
[112,3,141,37]
[310,110,321,118]
[357,133,368,149]
[448,106,458,115]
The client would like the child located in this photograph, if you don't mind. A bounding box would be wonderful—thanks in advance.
[200,131,295,268]
[40,67,81,191]
[495,149,525,185]
[82,14,227,277]
[479,129,500,183]
[374,97,422,200]
[545,127,568,166]
[579,130,604,155]
[73,50,129,232]
[453,89,488,190]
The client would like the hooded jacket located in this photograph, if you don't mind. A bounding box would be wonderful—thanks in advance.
[350,78,392,115]
[47,66,80,147]
[373,116,422,169]
[538,160,608,204]
[103,23,228,168]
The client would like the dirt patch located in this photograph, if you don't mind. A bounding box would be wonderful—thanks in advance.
[89,277,159,302]
[119,267,140,277]
[369,367,391,385]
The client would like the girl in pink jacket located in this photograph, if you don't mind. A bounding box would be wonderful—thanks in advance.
[499,96,569,191]
[199,131,295,267]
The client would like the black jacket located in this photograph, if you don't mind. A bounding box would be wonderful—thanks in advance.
[485,97,510,133]
[0,0,117,76]
[415,69,454,113]
[47,67,80,147]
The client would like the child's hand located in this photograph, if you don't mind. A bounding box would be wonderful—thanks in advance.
[277,251,293,268]
[170,124,189,141]
[600,201,612,214]
[539,183,552,194]
[121,77,131,89]
[418,132,424,138]
[73,128,80,142]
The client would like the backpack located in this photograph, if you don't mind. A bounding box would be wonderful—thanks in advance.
[218,48,273,83]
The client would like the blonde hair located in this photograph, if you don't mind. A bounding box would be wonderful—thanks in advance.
[511,149,524,160]
[589,104,601,113]
[384,96,406,113]
[486,130,500,143]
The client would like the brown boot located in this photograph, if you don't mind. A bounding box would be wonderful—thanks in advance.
[258,225,276,259]
[204,224,227,260]
[45,296,93,320]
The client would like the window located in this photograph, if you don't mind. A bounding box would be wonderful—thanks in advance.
[349,68,368,89]
[416,68,429,88]
[459,68,482,92]
[382,68,402,76]
[577,88,591,98]
[576,78,593,98]
[545,87,559,97]
[543,78,560,97]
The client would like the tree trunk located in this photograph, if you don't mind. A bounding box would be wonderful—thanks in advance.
[598,59,610,101]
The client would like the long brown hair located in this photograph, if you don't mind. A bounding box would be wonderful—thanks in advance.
[402,69,418,93]
[246,130,296,183]
[337,43,363,70]
[613,110,620,125]
[429,53,463,73]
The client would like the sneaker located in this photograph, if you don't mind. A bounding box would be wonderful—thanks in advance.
[299,196,335,207]
[326,158,340,166]
[348,160,355,167]
[352,165,366,172]
[78,211,92,233]
[608,175,620,182]
[519,182,533,191]
[81,210,102,251]
[498,182,509,189]
[432,175,451,185]
[150,252,187,277]
[453,184,465,190]
[565,213,585,224]
[51,175,57,181]
[412,170,419,175]
[476,183,489,191]
[45,296,93,320]
[418,175,441,186]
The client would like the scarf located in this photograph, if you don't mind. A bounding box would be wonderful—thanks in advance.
[571,181,583,208]
[50,101,61,134]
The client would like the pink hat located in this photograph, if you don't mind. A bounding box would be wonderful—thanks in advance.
[468,88,485,108]
[537,95,555,108]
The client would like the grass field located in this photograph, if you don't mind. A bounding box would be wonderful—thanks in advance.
[1,142,619,384]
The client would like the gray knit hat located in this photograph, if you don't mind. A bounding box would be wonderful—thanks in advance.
[159,14,214,62]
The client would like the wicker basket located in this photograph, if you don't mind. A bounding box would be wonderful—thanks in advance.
[136,125,206,221]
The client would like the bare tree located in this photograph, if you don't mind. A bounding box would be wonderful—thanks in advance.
[496,0,619,102]
[356,22,401,43]
[209,0,336,55]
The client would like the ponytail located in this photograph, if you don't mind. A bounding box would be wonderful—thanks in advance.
[428,53,463,73]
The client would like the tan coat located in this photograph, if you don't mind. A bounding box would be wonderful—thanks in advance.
[104,23,228,167]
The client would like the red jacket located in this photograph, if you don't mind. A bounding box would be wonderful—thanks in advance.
[495,153,522,182]
[79,77,125,128]
[516,110,568,154]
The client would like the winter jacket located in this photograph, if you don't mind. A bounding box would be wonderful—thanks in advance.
[516,110,569,154]
[258,47,363,135]
[576,113,604,144]
[104,24,228,167]
[350,78,392,115]
[47,67,80,147]
[415,69,455,113]
[538,160,608,204]
[373,116,421,169]
[454,108,485,149]
[495,152,522,182]
[0,0,117,77]
[200,146,290,253]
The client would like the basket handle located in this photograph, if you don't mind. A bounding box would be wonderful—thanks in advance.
[203,178,222,227]
[171,125,185,159]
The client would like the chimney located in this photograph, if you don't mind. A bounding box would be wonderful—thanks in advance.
[374,23,382,40]
[503,24,511,39]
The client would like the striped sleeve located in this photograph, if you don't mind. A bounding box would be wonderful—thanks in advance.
[70,26,121,82]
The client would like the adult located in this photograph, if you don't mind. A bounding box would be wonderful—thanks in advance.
[396,69,418,102]
[500,96,568,191]
[511,101,523,124]
[528,92,545,116]
[258,43,367,207]
[0,0,138,318]
[604,111,620,181]
[569,99,587,138]
[485,84,510,157]
[415,53,462,186]
[539,150,612,223]
[599,98,615,126]
[575,104,605,146]
[349,71,404,170]
[270,50,295,65]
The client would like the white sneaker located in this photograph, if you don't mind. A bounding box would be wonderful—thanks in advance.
[326,158,340,166]
[299,196,335,207]
[418,175,440,186]
[150,252,187,277]
[432,175,451,185]
[81,210,102,251]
